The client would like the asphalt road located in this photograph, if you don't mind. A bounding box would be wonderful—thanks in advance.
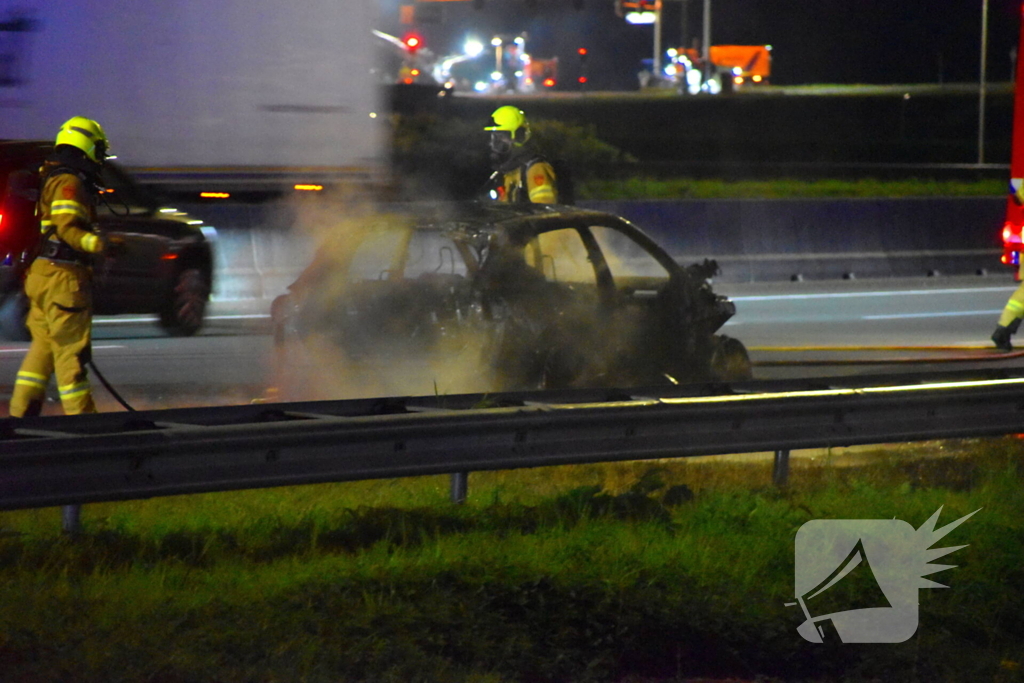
[0,275,1020,414]
[718,275,1023,379]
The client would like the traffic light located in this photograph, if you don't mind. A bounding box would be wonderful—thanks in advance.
[403,33,423,53]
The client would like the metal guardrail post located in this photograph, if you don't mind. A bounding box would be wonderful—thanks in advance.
[61,504,81,535]
[450,472,468,504]
[773,449,790,487]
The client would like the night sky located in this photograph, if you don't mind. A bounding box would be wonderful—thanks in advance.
[376,0,1023,91]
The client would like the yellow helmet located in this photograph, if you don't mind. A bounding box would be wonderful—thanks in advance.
[484,105,530,144]
[55,116,110,163]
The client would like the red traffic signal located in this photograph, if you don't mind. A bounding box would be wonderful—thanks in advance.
[577,48,587,56]
[403,33,423,53]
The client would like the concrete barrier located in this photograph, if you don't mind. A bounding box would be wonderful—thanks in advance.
[581,197,1006,283]
[176,202,314,302]
[182,196,1008,302]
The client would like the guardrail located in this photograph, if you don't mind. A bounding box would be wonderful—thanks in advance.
[2,368,1024,514]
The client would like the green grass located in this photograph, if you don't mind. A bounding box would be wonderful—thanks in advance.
[0,439,1022,682]
[577,177,1007,201]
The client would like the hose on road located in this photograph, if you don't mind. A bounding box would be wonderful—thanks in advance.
[88,360,136,412]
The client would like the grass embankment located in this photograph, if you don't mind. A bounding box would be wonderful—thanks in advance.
[577,177,1006,201]
[0,440,1022,682]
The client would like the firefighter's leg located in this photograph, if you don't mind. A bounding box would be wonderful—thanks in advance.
[9,273,54,418]
[47,270,96,415]
[993,270,1024,350]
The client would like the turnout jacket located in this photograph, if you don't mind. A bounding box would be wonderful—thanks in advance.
[38,168,104,260]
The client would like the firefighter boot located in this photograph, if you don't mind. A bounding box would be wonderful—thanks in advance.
[992,318,1021,352]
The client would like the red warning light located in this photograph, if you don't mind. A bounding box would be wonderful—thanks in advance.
[543,78,556,87]
[403,34,422,52]
[578,76,587,83]
[577,48,588,56]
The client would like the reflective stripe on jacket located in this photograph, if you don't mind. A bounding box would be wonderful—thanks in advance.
[499,158,558,204]
[39,172,103,255]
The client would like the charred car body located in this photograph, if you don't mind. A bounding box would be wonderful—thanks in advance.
[272,202,751,392]
[0,140,215,340]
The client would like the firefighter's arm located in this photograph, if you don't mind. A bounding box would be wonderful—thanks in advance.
[525,161,558,204]
[47,174,104,254]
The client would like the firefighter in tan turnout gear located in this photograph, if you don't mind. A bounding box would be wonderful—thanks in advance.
[9,117,111,417]
[485,106,559,205]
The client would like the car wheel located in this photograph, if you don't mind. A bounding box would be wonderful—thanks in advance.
[159,268,208,336]
[0,292,30,342]
[709,335,753,382]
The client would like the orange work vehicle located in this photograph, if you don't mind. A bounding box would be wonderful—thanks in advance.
[677,45,771,88]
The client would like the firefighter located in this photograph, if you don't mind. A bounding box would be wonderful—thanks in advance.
[9,116,111,418]
[992,280,1024,351]
[484,106,559,204]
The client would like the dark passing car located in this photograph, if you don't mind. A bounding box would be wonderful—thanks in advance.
[0,140,215,340]
[271,202,751,392]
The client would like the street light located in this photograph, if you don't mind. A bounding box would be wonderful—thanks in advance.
[702,0,711,88]
[979,0,989,164]
[492,36,503,73]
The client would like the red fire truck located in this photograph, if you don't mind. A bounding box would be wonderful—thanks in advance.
[1001,3,1024,273]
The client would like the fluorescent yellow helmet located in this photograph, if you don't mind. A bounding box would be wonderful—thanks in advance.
[484,105,530,144]
[55,116,110,163]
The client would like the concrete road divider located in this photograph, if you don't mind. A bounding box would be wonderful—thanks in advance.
[581,197,1005,283]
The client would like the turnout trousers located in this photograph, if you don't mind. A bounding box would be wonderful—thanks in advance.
[998,278,1024,328]
[9,260,96,417]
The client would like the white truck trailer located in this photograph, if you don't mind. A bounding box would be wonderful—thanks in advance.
[0,0,384,187]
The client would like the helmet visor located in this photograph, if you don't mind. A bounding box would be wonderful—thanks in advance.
[489,130,514,155]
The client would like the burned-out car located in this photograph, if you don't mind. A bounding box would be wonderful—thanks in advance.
[271,202,751,392]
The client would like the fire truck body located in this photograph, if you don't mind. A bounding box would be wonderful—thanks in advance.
[1002,3,1024,273]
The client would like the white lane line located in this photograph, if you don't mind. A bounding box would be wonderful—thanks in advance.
[207,314,271,320]
[862,310,1003,320]
[92,314,269,325]
[93,317,158,324]
[0,345,125,353]
[730,287,1016,302]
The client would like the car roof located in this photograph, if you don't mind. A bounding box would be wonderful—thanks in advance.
[392,200,626,235]
[1,139,159,211]
[0,140,52,173]
[385,201,683,274]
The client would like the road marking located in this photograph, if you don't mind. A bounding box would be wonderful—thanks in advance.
[730,287,1016,302]
[207,314,271,320]
[92,314,269,325]
[0,345,124,353]
[862,310,1002,320]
